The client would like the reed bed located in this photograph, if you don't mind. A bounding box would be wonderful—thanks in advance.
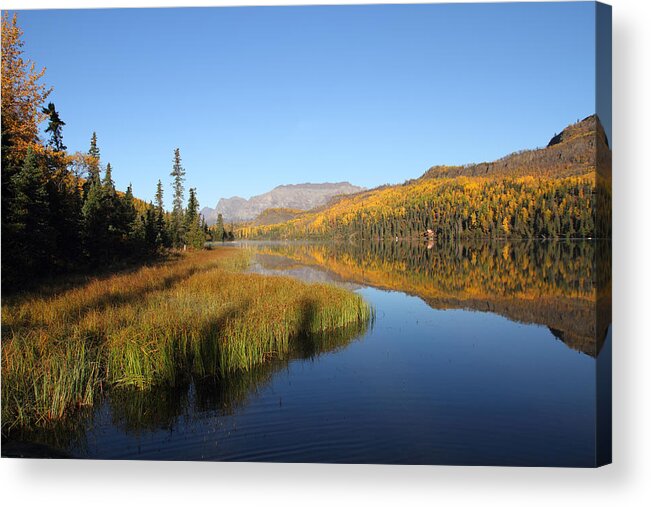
[1,249,371,431]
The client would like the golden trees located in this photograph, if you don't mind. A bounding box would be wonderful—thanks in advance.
[1,12,51,167]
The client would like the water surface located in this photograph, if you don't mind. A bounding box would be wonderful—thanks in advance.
[19,240,611,466]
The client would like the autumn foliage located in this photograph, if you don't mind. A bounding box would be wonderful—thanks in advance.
[239,116,612,241]
[1,14,210,290]
[1,13,51,166]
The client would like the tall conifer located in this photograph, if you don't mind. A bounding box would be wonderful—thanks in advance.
[169,148,185,247]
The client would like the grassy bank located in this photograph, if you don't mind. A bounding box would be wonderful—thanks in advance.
[1,248,371,432]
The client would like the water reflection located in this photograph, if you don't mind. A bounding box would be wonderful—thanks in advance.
[6,318,369,456]
[5,240,609,465]
[245,240,611,357]
[105,319,370,436]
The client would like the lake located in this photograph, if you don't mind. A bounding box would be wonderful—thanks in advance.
[18,240,611,466]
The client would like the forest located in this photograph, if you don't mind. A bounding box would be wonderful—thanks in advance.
[238,175,609,241]
[2,10,612,290]
[0,13,232,291]
[1,14,372,434]
[238,115,612,242]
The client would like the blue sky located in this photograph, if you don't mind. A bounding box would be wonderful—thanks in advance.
[14,3,598,210]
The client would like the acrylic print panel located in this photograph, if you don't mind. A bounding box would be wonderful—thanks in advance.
[1,2,611,467]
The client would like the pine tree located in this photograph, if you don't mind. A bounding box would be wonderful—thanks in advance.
[184,187,205,249]
[8,148,54,274]
[122,183,138,243]
[81,177,107,261]
[103,162,115,193]
[169,148,186,247]
[101,162,124,253]
[215,213,225,241]
[2,13,51,284]
[87,132,101,185]
[143,204,158,251]
[154,178,168,247]
[41,102,66,152]
[39,102,82,267]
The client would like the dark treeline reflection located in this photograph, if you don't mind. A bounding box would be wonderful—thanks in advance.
[249,239,611,357]
[8,318,369,454]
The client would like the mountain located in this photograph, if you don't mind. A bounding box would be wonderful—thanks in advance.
[238,115,612,241]
[420,114,610,181]
[251,208,305,226]
[201,182,364,224]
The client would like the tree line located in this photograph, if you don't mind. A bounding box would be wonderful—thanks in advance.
[1,14,211,289]
[238,175,611,241]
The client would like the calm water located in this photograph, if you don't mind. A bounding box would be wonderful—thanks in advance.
[22,240,611,466]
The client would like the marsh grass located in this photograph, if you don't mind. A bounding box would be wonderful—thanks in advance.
[106,318,370,436]
[2,248,371,432]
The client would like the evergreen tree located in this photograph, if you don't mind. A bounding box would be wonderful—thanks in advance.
[1,13,51,285]
[8,148,54,274]
[184,187,205,249]
[143,204,158,251]
[87,132,101,185]
[154,179,168,248]
[81,177,108,261]
[41,102,66,151]
[169,148,186,247]
[40,102,82,267]
[201,215,209,237]
[185,187,198,224]
[122,183,138,249]
[102,162,124,253]
[215,213,225,241]
[103,162,115,193]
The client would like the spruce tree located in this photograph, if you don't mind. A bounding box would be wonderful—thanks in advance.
[103,162,115,194]
[122,183,138,246]
[87,132,101,185]
[102,162,124,253]
[81,177,107,261]
[169,148,186,248]
[144,204,158,251]
[215,213,225,241]
[41,102,82,267]
[42,102,66,152]
[9,148,54,274]
[154,179,168,247]
[184,188,205,249]
[185,187,199,224]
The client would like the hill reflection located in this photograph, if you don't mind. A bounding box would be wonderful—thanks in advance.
[248,240,611,357]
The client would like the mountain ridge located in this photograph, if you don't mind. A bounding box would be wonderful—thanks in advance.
[419,114,610,181]
[237,114,612,240]
[201,181,365,224]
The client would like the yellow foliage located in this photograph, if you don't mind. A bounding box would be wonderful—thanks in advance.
[1,12,51,166]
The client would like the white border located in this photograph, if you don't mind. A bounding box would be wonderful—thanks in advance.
[2,1,650,506]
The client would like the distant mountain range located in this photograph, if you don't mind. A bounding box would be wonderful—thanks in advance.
[201,182,364,224]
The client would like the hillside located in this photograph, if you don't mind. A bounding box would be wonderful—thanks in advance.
[201,182,364,224]
[251,207,305,226]
[238,115,612,241]
[420,115,610,181]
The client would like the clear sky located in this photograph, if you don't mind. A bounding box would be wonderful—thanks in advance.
[14,2,598,210]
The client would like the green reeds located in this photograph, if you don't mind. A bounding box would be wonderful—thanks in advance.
[1,249,371,431]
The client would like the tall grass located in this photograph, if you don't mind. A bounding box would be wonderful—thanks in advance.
[2,249,371,431]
